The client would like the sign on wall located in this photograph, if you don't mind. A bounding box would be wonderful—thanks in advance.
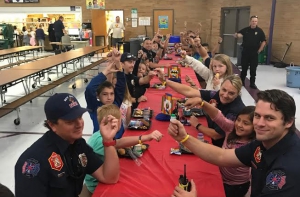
[86,0,105,9]
[158,16,168,29]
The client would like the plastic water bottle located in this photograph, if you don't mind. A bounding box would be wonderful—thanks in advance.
[170,114,177,121]
[197,133,204,142]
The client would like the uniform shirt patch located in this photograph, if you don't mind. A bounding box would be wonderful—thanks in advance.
[22,158,40,178]
[131,79,135,86]
[266,170,286,190]
[79,153,88,167]
[254,146,262,163]
[209,91,217,98]
[48,152,64,171]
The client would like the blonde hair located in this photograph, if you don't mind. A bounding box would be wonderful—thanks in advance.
[97,104,121,125]
[212,54,233,77]
[221,74,243,94]
[123,83,132,102]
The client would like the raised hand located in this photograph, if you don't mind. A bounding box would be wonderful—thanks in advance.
[184,97,203,109]
[99,115,119,142]
[168,119,188,142]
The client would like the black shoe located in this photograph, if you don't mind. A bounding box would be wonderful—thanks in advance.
[250,84,258,89]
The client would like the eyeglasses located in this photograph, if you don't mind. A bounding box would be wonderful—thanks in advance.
[250,15,258,19]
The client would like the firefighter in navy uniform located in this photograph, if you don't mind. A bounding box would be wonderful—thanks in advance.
[15,93,120,197]
[235,15,266,89]
[168,89,300,197]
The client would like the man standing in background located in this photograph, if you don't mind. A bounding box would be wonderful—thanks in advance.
[53,16,67,49]
[235,15,266,89]
[107,16,125,48]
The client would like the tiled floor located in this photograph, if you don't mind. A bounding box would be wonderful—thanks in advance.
[0,52,299,193]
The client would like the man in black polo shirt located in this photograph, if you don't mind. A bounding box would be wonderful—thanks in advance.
[235,15,266,89]
[15,93,120,197]
[168,89,300,197]
[53,16,66,49]
[121,52,155,110]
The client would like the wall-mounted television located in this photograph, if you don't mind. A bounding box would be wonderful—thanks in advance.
[4,0,39,3]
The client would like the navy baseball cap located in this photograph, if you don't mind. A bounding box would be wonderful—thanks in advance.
[44,93,88,120]
[120,52,136,63]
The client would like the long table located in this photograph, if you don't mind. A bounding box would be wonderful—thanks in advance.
[0,46,106,105]
[0,46,41,63]
[93,55,225,197]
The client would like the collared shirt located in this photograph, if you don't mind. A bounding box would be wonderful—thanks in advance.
[15,131,103,197]
[238,26,266,50]
[235,132,300,197]
[200,90,245,147]
[142,47,156,63]
[53,20,65,35]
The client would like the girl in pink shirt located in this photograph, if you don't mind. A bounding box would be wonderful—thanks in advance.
[194,104,255,197]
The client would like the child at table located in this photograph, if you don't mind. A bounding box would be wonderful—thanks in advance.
[181,50,233,90]
[84,104,163,194]
[185,100,255,197]
[120,84,132,129]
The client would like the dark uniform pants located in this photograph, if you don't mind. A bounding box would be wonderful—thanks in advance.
[240,48,258,85]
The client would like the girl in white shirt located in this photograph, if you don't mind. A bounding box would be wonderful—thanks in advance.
[182,51,233,90]
[120,84,132,129]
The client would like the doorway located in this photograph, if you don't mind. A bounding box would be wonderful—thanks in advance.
[91,9,124,47]
[220,7,250,57]
[153,9,174,36]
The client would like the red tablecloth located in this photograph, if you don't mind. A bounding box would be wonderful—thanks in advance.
[93,56,225,197]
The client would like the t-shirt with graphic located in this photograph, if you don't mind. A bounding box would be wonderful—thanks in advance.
[109,22,125,38]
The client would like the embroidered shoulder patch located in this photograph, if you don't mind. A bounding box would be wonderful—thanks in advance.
[48,152,64,171]
[254,146,262,163]
[79,153,88,167]
[22,158,40,178]
[266,170,286,190]
[210,91,217,98]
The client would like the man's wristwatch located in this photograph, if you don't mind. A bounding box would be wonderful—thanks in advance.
[103,140,116,147]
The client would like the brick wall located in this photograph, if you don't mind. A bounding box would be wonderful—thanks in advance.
[1,0,299,64]
[206,0,300,64]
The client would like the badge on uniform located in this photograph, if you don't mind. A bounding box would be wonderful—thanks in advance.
[254,146,262,163]
[22,158,40,178]
[131,79,135,86]
[266,170,286,190]
[255,32,258,35]
[48,152,64,171]
[79,153,88,167]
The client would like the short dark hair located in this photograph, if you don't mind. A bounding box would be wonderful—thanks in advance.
[43,120,58,130]
[59,16,64,20]
[227,106,256,144]
[250,15,258,20]
[96,81,114,96]
[256,89,296,133]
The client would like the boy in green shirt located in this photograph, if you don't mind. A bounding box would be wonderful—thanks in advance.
[85,104,163,194]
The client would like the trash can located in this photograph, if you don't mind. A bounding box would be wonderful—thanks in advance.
[117,41,130,53]
[0,39,9,49]
[258,45,268,64]
[129,38,143,56]
[286,63,300,88]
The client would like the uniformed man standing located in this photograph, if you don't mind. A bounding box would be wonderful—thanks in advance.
[169,89,300,197]
[235,15,266,89]
[15,93,120,197]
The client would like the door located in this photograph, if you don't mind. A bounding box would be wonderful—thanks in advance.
[220,7,250,57]
[221,9,238,57]
[153,9,174,36]
[91,10,106,46]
